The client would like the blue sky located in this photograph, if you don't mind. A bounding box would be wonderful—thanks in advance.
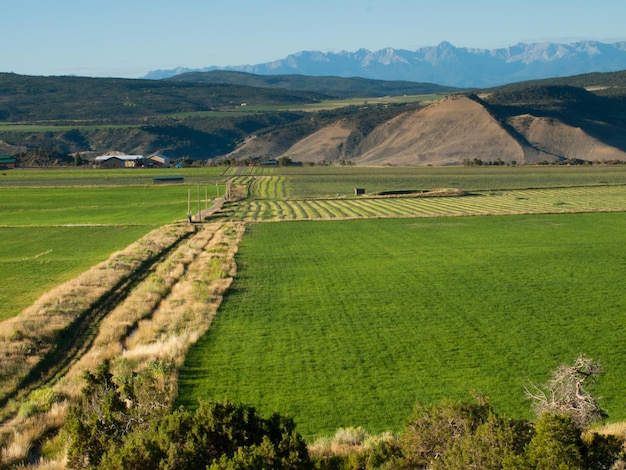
[3,0,626,78]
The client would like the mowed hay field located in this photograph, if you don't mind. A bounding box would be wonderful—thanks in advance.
[221,165,626,221]
[178,213,626,439]
[227,164,626,196]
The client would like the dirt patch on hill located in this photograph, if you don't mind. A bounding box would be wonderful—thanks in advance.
[285,121,355,163]
[225,134,281,160]
[509,114,626,162]
[356,95,527,166]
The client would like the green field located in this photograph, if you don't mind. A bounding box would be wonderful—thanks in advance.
[178,213,626,439]
[1,186,196,226]
[0,225,152,321]
[3,165,626,441]
[0,175,224,319]
[0,167,227,187]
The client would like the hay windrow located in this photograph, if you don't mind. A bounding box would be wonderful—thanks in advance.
[0,223,244,466]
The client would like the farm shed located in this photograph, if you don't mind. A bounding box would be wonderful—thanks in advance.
[0,156,16,169]
[355,188,366,195]
[95,154,144,168]
[147,154,171,168]
[153,175,184,184]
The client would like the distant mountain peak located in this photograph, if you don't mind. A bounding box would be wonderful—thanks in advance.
[143,40,626,87]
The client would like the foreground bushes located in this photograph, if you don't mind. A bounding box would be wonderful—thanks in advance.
[98,401,310,470]
[312,401,623,470]
[65,362,309,469]
[64,362,624,469]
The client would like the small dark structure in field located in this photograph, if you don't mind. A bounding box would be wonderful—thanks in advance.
[153,175,185,184]
[355,188,366,195]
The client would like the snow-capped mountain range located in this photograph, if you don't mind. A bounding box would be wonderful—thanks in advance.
[144,40,626,88]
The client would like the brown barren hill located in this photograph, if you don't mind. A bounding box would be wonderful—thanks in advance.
[509,114,626,162]
[223,92,626,167]
[356,95,527,166]
[224,134,282,161]
[284,121,355,163]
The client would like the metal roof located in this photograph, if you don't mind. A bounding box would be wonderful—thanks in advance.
[95,154,144,162]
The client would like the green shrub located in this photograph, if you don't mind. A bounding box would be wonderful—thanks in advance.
[583,432,624,469]
[66,362,130,469]
[434,413,532,470]
[399,397,493,468]
[99,400,311,470]
[523,413,585,469]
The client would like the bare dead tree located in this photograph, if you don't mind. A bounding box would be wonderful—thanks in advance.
[525,355,607,429]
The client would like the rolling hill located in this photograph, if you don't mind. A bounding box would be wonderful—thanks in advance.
[1,71,626,166]
[0,73,330,122]
[224,84,626,166]
[166,70,458,98]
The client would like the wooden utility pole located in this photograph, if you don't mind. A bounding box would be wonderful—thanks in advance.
[187,189,192,223]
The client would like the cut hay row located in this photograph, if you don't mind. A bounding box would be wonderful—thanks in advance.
[363,198,411,217]
[247,201,263,220]
[385,198,437,216]
[256,176,273,199]
[265,201,280,219]
[303,201,323,219]
[220,185,626,221]
[287,201,316,219]
[322,199,355,218]
[250,175,287,200]
[290,200,311,219]
[247,178,261,198]
[341,199,386,217]
[274,176,287,199]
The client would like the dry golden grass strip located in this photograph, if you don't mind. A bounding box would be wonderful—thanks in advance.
[0,224,192,467]
[121,222,243,378]
[0,224,190,409]
[0,222,244,468]
[308,427,397,460]
[62,228,215,386]
[0,401,68,468]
